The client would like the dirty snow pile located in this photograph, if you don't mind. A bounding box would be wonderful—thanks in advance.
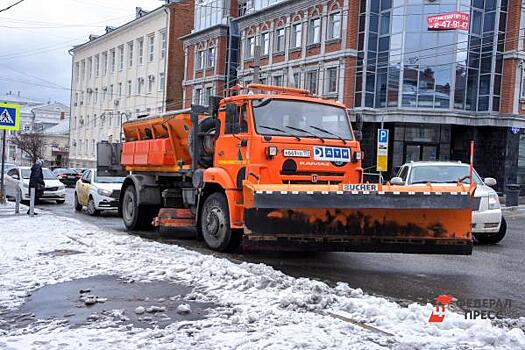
[0,210,524,349]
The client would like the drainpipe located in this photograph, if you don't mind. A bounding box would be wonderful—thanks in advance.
[68,49,74,167]
[162,5,170,112]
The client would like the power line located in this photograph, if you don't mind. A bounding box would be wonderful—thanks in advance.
[0,0,24,13]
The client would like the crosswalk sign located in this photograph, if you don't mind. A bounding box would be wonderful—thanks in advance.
[0,103,20,131]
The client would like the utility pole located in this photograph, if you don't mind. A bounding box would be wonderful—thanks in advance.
[0,130,6,204]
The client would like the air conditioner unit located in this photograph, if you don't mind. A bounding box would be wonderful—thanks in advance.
[114,99,120,106]
[80,101,83,105]
[87,88,93,93]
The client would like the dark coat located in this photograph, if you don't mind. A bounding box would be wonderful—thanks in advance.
[29,163,45,190]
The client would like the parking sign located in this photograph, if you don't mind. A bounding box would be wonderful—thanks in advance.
[377,129,389,172]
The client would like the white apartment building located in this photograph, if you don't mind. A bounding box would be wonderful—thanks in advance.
[69,7,170,168]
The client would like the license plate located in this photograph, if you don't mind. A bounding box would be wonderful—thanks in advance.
[343,184,378,192]
[283,149,311,158]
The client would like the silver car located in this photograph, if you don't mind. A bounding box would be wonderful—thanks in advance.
[391,161,506,244]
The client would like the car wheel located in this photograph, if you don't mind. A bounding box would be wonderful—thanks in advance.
[87,197,100,216]
[74,192,82,211]
[474,217,507,244]
[200,193,241,252]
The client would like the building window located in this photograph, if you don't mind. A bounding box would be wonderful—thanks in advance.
[118,82,122,97]
[80,59,85,80]
[207,47,215,67]
[306,70,318,94]
[206,86,213,105]
[194,88,202,104]
[273,75,283,86]
[94,88,98,104]
[196,49,205,70]
[275,28,285,52]
[128,41,133,67]
[109,84,114,99]
[308,18,321,45]
[290,23,302,48]
[160,31,167,59]
[75,62,80,82]
[261,32,270,55]
[292,72,300,88]
[148,34,155,62]
[521,68,525,99]
[110,49,116,72]
[245,36,255,58]
[159,72,165,91]
[137,38,144,64]
[137,78,144,94]
[148,75,155,93]
[102,52,107,75]
[92,114,96,127]
[102,87,106,101]
[127,80,132,96]
[118,45,124,70]
[87,57,92,79]
[326,67,338,94]
[94,54,99,76]
[327,12,341,40]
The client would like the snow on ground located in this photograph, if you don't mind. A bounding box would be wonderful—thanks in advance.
[0,207,524,349]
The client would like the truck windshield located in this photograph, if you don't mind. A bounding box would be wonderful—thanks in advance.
[252,99,353,141]
[408,165,483,185]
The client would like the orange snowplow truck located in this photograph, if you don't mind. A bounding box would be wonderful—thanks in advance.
[117,84,474,254]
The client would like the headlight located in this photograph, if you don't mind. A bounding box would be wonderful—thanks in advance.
[488,193,501,210]
[58,185,65,190]
[97,189,112,197]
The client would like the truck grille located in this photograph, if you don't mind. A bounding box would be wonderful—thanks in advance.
[45,187,58,192]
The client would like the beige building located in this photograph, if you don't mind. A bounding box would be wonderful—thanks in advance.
[69,7,170,168]
[42,119,70,167]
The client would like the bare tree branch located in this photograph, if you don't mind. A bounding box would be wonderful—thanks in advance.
[11,132,45,163]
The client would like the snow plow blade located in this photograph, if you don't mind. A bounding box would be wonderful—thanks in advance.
[242,184,474,255]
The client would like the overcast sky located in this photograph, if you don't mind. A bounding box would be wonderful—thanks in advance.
[0,0,163,105]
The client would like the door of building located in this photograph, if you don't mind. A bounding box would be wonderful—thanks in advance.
[404,143,438,162]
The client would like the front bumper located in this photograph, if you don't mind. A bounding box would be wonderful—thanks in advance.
[472,208,502,233]
[96,195,119,210]
[22,188,66,200]
[243,185,474,255]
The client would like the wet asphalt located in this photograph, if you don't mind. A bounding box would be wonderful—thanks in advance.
[36,188,525,319]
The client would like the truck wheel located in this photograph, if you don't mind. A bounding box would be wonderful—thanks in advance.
[122,185,156,230]
[200,193,238,251]
[74,192,82,211]
[474,217,507,244]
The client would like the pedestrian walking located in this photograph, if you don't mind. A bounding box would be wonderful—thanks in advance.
[27,159,45,215]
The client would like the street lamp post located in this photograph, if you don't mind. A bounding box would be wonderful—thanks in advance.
[120,112,129,143]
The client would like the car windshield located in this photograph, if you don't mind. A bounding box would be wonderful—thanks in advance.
[95,175,125,183]
[21,168,57,180]
[408,165,483,185]
[252,99,353,140]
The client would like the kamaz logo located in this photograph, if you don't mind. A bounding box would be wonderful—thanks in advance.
[314,146,350,163]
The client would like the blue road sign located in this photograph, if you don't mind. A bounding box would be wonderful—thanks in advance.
[0,103,20,131]
[378,129,389,144]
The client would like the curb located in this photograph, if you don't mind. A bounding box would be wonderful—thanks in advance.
[501,205,525,212]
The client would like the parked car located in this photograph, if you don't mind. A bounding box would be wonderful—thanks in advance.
[391,161,506,244]
[4,166,66,204]
[53,168,81,187]
[74,169,125,215]
[2,163,15,174]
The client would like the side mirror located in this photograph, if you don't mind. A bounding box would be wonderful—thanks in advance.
[354,130,363,142]
[355,113,363,131]
[390,177,404,185]
[82,178,91,184]
[484,177,497,187]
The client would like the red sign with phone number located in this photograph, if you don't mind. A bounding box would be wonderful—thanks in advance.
[427,12,470,31]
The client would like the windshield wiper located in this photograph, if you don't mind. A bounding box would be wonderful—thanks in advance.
[285,125,325,143]
[309,125,347,144]
[259,125,301,141]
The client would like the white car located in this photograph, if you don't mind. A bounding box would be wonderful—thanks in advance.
[74,169,125,215]
[4,166,66,204]
[392,161,506,244]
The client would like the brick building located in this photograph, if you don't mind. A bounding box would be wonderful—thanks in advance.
[182,0,525,192]
[69,1,194,168]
